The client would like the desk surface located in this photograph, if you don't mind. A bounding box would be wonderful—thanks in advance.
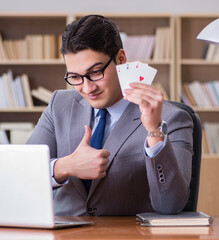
[0,216,218,240]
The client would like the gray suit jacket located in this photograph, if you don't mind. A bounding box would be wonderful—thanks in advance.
[27,89,193,216]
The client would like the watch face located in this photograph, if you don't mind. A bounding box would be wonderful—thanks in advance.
[162,122,168,134]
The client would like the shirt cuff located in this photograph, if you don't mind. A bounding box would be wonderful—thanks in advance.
[145,135,167,157]
[50,159,69,188]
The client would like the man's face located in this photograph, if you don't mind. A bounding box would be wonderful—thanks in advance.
[64,49,124,109]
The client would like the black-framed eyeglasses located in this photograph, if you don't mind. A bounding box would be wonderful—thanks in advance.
[64,55,114,86]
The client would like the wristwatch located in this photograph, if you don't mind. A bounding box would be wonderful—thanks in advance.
[146,120,168,138]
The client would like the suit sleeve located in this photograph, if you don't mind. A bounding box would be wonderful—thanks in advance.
[26,91,58,159]
[145,107,193,214]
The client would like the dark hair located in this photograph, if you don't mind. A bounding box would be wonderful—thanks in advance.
[60,15,123,58]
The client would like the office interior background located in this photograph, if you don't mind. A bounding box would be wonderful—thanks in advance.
[1,0,219,216]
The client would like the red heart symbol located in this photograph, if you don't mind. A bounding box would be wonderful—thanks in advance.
[139,76,144,81]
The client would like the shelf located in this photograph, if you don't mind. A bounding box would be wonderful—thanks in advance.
[0,59,65,65]
[181,59,219,65]
[143,59,172,65]
[193,107,219,112]
[0,107,46,113]
[202,154,219,159]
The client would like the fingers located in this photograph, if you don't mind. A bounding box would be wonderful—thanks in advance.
[99,149,110,158]
[124,83,163,106]
[125,83,163,99]
[123,83,163,131]
[81,125,92,145]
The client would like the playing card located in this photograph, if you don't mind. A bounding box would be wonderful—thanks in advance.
[116,61,157,95]
[116,63,127,94]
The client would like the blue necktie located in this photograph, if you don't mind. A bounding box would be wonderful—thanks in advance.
[90,109,107,149]
[83,109,107,192]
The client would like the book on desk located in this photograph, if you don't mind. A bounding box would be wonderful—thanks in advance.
[136,211,213,227]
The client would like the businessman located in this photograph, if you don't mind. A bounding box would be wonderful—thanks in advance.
[27,15,193,216]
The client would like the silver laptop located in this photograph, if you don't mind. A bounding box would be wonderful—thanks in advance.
[0,144,93,229]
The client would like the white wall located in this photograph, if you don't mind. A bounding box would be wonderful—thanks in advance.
[0,0,219,14]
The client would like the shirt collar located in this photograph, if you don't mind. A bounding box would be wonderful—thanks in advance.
[93,98,129,121]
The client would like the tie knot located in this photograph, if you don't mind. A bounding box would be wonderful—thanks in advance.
[99,109,107,118]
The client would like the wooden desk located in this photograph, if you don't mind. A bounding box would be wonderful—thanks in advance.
[0,216,218,239]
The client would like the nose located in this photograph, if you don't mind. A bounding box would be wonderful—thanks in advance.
[82,78,97,94]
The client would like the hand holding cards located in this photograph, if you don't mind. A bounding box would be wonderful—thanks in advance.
[116,61,157,95]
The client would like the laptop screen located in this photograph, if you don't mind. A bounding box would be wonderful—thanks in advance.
[0,145,55,228]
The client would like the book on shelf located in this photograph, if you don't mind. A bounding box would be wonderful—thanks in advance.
[0,33,7,60]
[188,81,212,107]
[205,44,217,60]
[43,34,56,59]
[181,89,191,106]
[21,74,34,108]
[0,122,34,144]
[0,73,14,108]
[136,211,213,227]
[31,86,53,104]
[214,46,219,61]
[203,122,219,154]
[121,33,155,61]
[181,83,196,106]
[0,129,10,144]
[182,81,219,107]
[202,82,216,107]
[57,34,62,59]
[203,43,219,61]
[14,75,26,107]
[203,81,218,106]
[202,44,209,59]
[2,73,17,108]
[153,27,171,60]
[202,128,210,154]
[0,70,33,108]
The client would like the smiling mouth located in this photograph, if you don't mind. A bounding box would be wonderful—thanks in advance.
[87,92,103,100]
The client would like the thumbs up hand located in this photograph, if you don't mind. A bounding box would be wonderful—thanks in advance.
[53,125,110,183]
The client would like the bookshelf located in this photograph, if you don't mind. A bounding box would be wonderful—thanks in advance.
[0,13,175,125]
[176,14,219,216]
[0,13,71,124]
[74,13,176,101]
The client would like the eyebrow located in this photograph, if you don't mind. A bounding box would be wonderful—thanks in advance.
[87,62,104,71]
[67,61,104,75]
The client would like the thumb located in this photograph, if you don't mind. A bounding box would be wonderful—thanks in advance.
[81,125,92,145]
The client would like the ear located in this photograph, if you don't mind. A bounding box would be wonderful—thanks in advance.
[115,49,127,65]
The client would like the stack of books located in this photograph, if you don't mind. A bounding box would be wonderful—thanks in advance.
[0,70,53,109]
[120,27,171,61]
[121,33,155,61]
[182,80,219,107]
[153,27,171,60]
[202,43,219,61]
[0,33,62,60]
[0,70,33,108]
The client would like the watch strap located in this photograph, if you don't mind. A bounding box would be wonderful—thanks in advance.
[147,130,165,138]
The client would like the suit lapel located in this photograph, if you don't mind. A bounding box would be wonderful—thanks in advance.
[68,96,93,199]
[68,97,92,153]
[88,103,142,197]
